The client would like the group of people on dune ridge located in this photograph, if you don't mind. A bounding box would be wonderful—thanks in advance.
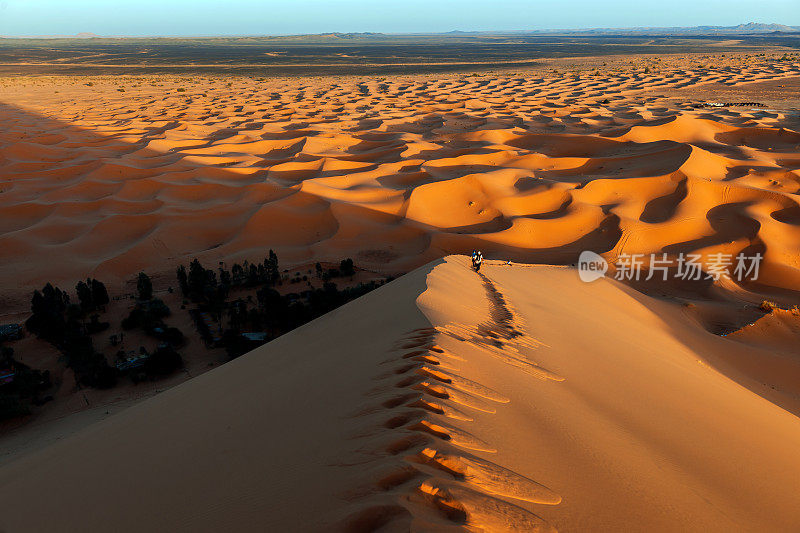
[471,251,514,271]
[471,250,484,272]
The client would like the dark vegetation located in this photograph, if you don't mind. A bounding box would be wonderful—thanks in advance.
[22,273,186,403]
[121,297,183,346]
[4,251,390,420]
[177,251,389,358]
[118,272,184,379]
[0,344,51,421]
[2,279,112,419]
[26,281,117,389]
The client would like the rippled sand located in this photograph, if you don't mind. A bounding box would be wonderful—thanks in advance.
[0,56,798,305]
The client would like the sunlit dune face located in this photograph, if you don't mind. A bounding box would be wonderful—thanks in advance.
[0,53,798,306]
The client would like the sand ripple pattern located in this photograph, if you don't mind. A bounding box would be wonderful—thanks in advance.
[1,61,799,296]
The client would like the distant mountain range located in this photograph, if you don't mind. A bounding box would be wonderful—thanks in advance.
[2,23,798,40]
[532,22,800,35]
[442,23,800,36]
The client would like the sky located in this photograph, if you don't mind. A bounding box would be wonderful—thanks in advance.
[0,0,798,37]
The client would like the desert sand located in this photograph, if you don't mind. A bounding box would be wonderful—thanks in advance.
[0,54,799,304]
[1,50,800,531]
[1,257,800,531]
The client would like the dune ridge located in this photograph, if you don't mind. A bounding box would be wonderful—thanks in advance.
[2,257,800,531]
[0,59,799,306]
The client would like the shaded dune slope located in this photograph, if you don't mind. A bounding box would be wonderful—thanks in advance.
[1,257,800,531]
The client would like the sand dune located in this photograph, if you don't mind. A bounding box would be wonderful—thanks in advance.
[1,54,800,530]
[1,257,800,531]
[0,58,799,304]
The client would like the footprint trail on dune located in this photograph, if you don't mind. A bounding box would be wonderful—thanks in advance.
[343,261,562,532]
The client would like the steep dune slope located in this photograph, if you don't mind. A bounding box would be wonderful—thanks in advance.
[1,256,799,532]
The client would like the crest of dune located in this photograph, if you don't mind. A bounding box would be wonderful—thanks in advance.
[1,258,800,531]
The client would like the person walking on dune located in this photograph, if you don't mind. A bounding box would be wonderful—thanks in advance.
[474,250,483,272]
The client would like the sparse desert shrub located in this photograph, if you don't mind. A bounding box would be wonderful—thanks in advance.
[759,300,777,313]
[86,314,110,334]
[143,345,183,376]
[0,346,51,420]
[137,272,153,301]
[122,298,169,331]
[340,258,355,277]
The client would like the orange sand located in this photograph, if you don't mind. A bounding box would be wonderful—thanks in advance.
[1,257,800,531]
[0,56,798,306]
[1,53,800,531]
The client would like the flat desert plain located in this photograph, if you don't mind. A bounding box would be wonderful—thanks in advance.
[1,49,800,532]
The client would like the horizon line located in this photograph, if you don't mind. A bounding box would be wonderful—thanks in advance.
[1,21,798,39]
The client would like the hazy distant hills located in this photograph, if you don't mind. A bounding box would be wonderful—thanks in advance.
[2,23,798,40]
[448,23,800,36]
[552,22,800,35]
